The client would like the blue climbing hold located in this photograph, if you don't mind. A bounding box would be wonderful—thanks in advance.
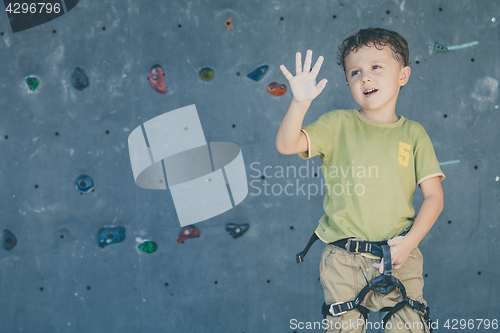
[432,41,449,55]
[72,67,89,91]
[3,229,17,251]
[225,223,250,239]
[97,227,126,248]
[247,65,269,81]
[75,175,95,194]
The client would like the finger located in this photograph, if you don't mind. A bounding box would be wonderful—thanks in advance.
[303,50,313,73]
[393,263,402,270]
[295,52,302,75]
[280,65,293,81]
[311,55,324,77]
[315,78,328,94]
[379,258,384,274]
[389,236,403,246]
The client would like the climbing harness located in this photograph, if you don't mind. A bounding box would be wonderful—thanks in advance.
[296,228,433,332]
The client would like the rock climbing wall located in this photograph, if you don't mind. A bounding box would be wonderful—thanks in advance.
[1,0,499,332]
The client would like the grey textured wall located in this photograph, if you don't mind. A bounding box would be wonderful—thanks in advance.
[0,0,499,332]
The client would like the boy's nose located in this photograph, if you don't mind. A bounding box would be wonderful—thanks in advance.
[361,75,372,84]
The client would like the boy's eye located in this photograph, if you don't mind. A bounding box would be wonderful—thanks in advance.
[351,70,359,76]
[372,65,381,70]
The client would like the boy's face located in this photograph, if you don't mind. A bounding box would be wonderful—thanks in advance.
[344,45,410,114]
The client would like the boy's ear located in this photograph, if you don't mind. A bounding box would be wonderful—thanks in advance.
[399,66,411,86]
[346,81,350,87]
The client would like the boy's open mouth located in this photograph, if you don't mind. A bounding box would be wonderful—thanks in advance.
[363,88,378,96]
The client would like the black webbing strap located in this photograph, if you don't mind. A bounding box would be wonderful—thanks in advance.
[296,227,412,263]
[321,245,433,332]
[294,227,432,331]
[296,233,319,263]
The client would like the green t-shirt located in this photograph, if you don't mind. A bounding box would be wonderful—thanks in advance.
[299,109,445,243]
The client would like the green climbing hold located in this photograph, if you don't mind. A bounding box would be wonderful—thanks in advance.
[199,67,214,82]
[138,241,158,253]
[26,77,39,91]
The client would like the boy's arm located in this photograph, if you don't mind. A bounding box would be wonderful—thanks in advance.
[375,176,444,273]
[275,100,310,155]
[275,50,327,155]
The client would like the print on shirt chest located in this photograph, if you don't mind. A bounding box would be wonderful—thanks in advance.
[398,141,412,167]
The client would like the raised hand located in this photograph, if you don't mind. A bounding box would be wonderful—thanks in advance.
[280,50,328,104]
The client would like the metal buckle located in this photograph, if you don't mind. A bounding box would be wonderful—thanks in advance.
[345,238,364,253]
[329,302,346,316]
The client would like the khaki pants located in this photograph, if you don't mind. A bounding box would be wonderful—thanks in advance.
[320,244,430,333]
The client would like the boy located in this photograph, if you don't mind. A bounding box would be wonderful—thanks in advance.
[276,28,445,332]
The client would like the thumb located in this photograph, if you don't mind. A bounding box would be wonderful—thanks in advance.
[388,236,403,246]
[316,79,328,94]
[373,259,384,274]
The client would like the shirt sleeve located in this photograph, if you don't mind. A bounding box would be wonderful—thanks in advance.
[414,131,445,186]
[298,111,334,160]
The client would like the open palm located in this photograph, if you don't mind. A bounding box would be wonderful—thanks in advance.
[280,50,328,103]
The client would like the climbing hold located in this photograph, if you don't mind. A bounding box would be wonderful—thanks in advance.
[432,42,449,55]
[71,67,89,91]
[148,64,167,94]
[225,223,249,239]
[177,225,201,244]
[247,65,269,81]
[3,229,17,251]
[225,17,234,33]
[97,227,126,248]
[199,67,214,82]
[26,77,39,91]
[433,41,479,55]
[75,175,95,194]
[267,82,287,96]
[138,241,158,253]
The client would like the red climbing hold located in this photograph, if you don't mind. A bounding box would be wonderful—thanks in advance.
[177,225,201,244]
[148,64,167,94]
[267,82,287,96]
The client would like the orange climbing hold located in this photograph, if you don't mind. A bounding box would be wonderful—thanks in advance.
[267,82,287,96]
[148,64,167,94]
[225,17,234,33]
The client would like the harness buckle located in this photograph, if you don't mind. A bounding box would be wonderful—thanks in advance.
[329,302,347,316]
[345,238,364,253]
